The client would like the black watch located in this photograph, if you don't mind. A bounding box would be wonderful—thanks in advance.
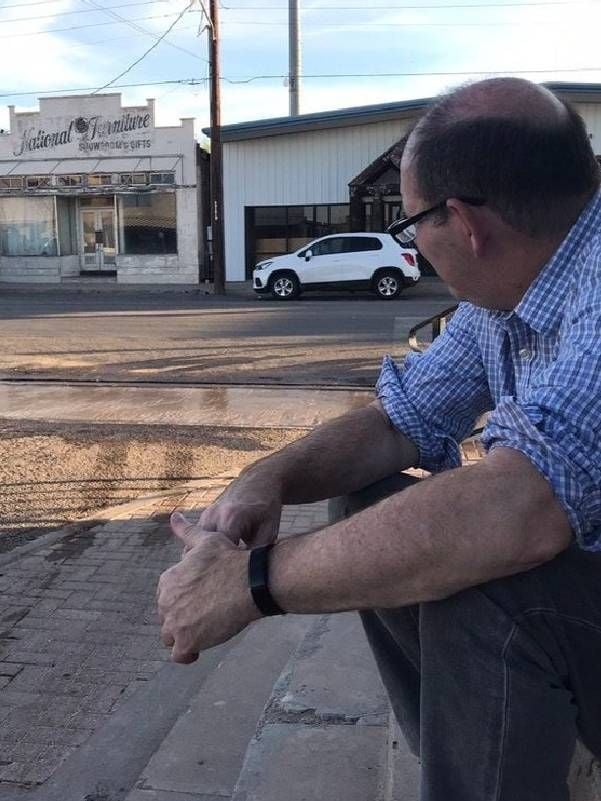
[248,544,286,617]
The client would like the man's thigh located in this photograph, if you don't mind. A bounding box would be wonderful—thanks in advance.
[471,544,601,756]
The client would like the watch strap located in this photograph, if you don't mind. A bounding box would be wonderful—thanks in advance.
[248,544,286,617]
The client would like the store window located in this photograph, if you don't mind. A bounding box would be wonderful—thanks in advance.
[88,174,112,187]
[118,193,177,255]
[149,172,175,185]
[57,175,82,187]
[245,204,350,277]
[56,197,78,255]
[120,173,148,186]
[0,196,57,256]
[0,176,23,190]
[25,176,51,188]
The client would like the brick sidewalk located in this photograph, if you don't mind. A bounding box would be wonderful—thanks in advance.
[0,472,329,792]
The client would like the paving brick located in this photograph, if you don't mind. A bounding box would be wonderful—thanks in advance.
[53,609,102,621]
[0,662,25,676]
[19,725,93,746]
[6,665,51,691]
[3,651,56,667]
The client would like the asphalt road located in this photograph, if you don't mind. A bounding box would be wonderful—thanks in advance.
[0,279,455,386]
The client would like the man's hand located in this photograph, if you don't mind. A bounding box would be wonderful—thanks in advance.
[193,476,283,550]
[157,512,262,663]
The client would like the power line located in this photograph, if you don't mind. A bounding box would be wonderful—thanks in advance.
[221,18,589,25]
[92,0,196,93]
[0,8,202,37]
[52,20,199,51]
[0,78,206,99]
[219,0,589,7]
[1,65,601,100]
[78,0,205,62]
[221,66,601,83]
[0,0,173,24]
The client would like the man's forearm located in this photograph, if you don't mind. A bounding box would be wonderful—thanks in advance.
[239,402,419,505]
[268,448,572,611]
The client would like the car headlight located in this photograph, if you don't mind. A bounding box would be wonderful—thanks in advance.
[255,261,272,271]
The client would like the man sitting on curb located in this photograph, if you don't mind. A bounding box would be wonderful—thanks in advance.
[158,77,601,801]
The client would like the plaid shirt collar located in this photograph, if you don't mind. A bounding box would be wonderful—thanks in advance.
[492,188,601,334]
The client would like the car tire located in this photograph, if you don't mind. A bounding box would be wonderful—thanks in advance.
[269,272,301,300]
[373,269,404,299]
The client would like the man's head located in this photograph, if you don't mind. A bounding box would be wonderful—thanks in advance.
[400,77,600,309]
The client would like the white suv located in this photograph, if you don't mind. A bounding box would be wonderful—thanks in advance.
[252,232,420,300]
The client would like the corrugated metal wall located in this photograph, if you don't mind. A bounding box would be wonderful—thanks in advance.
[222,118,415,281]
[222,102,601,282]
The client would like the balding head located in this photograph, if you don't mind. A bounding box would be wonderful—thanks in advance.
[402,77,599,238]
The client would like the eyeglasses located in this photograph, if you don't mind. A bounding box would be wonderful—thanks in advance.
[387,197,486,245]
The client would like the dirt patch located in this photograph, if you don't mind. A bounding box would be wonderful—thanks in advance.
[0,418,305,552]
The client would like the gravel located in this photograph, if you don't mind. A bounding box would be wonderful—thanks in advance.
[0,418,304,552]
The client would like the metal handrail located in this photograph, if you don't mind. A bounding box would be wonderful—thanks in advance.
[408,304,459,353]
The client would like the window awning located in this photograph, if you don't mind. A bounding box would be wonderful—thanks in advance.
[52,159,100,174]
[14,160,60,175]
[2,155,182,176]
[89,157,142,172]
[135,156,180,171]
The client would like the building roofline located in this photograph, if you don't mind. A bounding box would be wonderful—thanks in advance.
[543,82,601,103]
[203,97,431,142]
[204,82,601,143]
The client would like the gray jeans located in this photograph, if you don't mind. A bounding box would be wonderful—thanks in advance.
[328,474,601,801]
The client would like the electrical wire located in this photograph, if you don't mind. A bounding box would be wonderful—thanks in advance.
[220,66,601,82]
[0,8,202,38]
[92,0,196,92]
[78,0,205,62]
[0,0,174,23]
[0,0,582,9]
[0,78,207,99]
[1,65,600,100]
[220,18,591,25]
[0,0,183,23]
[219,0,592,8]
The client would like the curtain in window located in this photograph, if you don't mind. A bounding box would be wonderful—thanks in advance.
[119,193,177,255]
[0,197,57,256]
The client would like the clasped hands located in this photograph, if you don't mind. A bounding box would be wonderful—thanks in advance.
[157,485,282,663]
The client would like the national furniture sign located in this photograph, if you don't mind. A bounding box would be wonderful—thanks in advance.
[12,111,153,157]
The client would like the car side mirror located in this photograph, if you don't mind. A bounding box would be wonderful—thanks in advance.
[305,250,313,262]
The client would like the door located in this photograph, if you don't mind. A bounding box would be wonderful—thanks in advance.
[299,236,350,285]
[81,209,116,271]
[341,236,385,282]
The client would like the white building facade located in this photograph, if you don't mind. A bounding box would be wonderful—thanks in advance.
[0,93,204,284]
[213,83,601,282]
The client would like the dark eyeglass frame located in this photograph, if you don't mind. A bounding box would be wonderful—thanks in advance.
[387,197,486,243]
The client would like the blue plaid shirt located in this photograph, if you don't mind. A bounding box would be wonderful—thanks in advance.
[377,189,601,551]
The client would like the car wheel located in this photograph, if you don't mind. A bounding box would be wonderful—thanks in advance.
[269,273,301,300]
[373,270,403,299]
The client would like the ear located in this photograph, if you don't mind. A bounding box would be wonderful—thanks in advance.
[446,199,489,258]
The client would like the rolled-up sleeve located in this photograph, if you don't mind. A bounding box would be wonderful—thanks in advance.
[482,267,601,550]
[377,303,493,472]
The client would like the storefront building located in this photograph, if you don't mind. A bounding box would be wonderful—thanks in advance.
[0,93,206,283]
[211,83,601,282]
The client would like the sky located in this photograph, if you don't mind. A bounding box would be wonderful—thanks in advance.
[0,0,600,139]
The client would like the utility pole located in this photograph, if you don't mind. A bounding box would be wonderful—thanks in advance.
[208,0,225,294]
[288,0,301,116]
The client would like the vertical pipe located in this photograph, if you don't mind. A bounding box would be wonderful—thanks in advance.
[289,0,301,116]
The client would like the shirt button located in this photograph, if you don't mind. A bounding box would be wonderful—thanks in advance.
[518,348,532,359]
